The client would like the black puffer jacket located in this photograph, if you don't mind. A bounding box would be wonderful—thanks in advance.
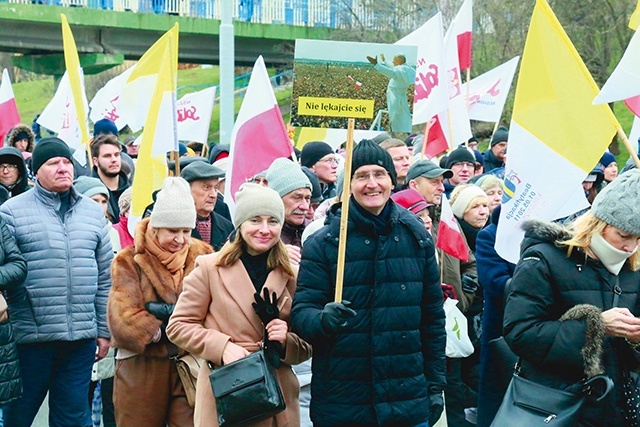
[504,220,640,427]
[291,198,446,427]
[0,217,27,406]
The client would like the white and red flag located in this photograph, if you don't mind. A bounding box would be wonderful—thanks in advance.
[462,56,520,122]
[89,66,134,131]
[453,0,473,71]
[226,56,293,204]
[422,116,449,159]
[0,69,21,145]
[396,12,449,125]
[437,194,469,262]
[176,86,216,143]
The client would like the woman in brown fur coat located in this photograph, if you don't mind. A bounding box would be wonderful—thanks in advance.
[108,177,213,427]
[167,183,312,427]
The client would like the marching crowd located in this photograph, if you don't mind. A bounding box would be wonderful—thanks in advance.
[0,117,638,427]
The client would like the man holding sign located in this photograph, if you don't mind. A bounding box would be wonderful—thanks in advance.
[292,139,446,427]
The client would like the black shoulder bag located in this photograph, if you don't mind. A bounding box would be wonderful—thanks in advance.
[208,332,286,427]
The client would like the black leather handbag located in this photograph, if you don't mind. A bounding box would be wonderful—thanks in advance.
[491,363,612,426]
[209,339,285,427]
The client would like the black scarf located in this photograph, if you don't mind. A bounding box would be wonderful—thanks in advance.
[241,248,273,293]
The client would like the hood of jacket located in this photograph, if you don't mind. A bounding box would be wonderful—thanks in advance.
[0,146,30,196]
[520,219,573,255]
[5,124,34,152]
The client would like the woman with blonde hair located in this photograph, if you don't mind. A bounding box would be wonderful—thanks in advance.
[108,177,213,426]
[167,183,312,427]
[503,170,640,426]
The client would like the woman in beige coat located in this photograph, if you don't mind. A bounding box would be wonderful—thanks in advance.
[167,183,312,427]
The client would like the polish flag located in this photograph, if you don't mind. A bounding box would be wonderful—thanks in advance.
[0,69,21,145]
[625,95,640,117]
[227,56,293,205]
[454,0,473,71]
[423,116,449,159]
[437,195,469,262]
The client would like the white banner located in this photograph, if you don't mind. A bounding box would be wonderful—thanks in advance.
[176,86,216,143]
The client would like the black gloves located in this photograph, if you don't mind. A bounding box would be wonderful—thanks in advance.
[321,300,357,334]
[252,288,280,326]
[461,273,479,294]
[145,302,175,322]
[428,391,444,426]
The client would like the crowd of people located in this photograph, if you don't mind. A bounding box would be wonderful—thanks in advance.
[0,116,638,427]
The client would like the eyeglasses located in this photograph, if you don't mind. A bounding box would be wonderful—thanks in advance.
[353,170,389,182]
[0,164,18,171]
[451,162,475,170]
[319,157,339,164]
[246,176,268,185]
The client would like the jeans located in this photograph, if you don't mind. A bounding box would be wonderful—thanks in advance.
[4,339,96,427]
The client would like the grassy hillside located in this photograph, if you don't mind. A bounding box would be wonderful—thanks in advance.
[11,66,292,144]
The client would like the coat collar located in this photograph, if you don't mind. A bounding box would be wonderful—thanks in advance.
[218,260,289,337]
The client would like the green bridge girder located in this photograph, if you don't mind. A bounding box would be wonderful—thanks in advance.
[0,2,337,75]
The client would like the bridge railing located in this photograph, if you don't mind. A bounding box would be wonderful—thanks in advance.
[2,0,426,31]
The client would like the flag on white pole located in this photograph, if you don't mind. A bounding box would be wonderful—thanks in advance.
[453,0,473,71]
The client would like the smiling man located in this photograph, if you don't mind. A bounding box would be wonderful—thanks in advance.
[266,158,312,251]
[292,139,446,427]
[91,134,130,223]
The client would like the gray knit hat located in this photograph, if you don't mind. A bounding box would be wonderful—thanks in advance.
[73,176,109,199]
[266,158,311,198]
[150,177,196,229]
[233,183,284,228]
[592,169,640,235]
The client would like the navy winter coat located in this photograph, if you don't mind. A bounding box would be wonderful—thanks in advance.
[291,198,446,427]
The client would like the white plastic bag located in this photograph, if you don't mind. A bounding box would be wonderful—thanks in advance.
[444,298,475,358]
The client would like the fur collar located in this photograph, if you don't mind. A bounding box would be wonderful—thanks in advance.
[521,219,572,246]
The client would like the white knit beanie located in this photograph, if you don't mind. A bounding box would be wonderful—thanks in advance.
[150,177,196,229]
[451,185,488,219]
[266,157,311,197]
[233,183,284,228]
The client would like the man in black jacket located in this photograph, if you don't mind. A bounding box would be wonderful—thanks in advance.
[292,139,446,427]
[180,161,233,251]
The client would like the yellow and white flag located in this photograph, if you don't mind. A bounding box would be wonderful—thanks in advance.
[630,0,640,30]
[118,24,179,235]
[495,0,619,264]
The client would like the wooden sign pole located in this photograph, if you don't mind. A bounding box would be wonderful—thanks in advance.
[617,127,640,169]
[334,118,356,303]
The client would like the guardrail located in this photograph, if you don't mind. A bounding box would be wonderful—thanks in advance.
[2,0,426,31]
[177,69,293,97]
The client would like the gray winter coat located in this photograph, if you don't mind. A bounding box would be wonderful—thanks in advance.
[0,182,113,344]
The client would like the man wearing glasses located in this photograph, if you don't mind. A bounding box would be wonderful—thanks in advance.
[300,141,338,202]
[292,139,446,427]
[0,146,30,204]
[444,146,477,198]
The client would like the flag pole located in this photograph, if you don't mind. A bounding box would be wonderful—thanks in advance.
[465,68,471,148]
[334,118,355,303]
[617,127,640,168]
[421,119,431,159]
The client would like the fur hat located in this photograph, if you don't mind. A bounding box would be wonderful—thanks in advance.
[591,169,640,235]
[150,177,196,229]
[352,139,397,185]
[31,137,73,174]
[300,141,333,168]
[267,158,312,197]
[490,126,509,147]
[233,183,284,228]
[118,187,133,215]
[73,176,109,200]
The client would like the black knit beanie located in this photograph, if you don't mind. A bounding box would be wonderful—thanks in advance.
[445,146,476,169]
[300,141,334,168]
[490,126,509,147]
[351,139,397,185]
[31,137,73,174]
